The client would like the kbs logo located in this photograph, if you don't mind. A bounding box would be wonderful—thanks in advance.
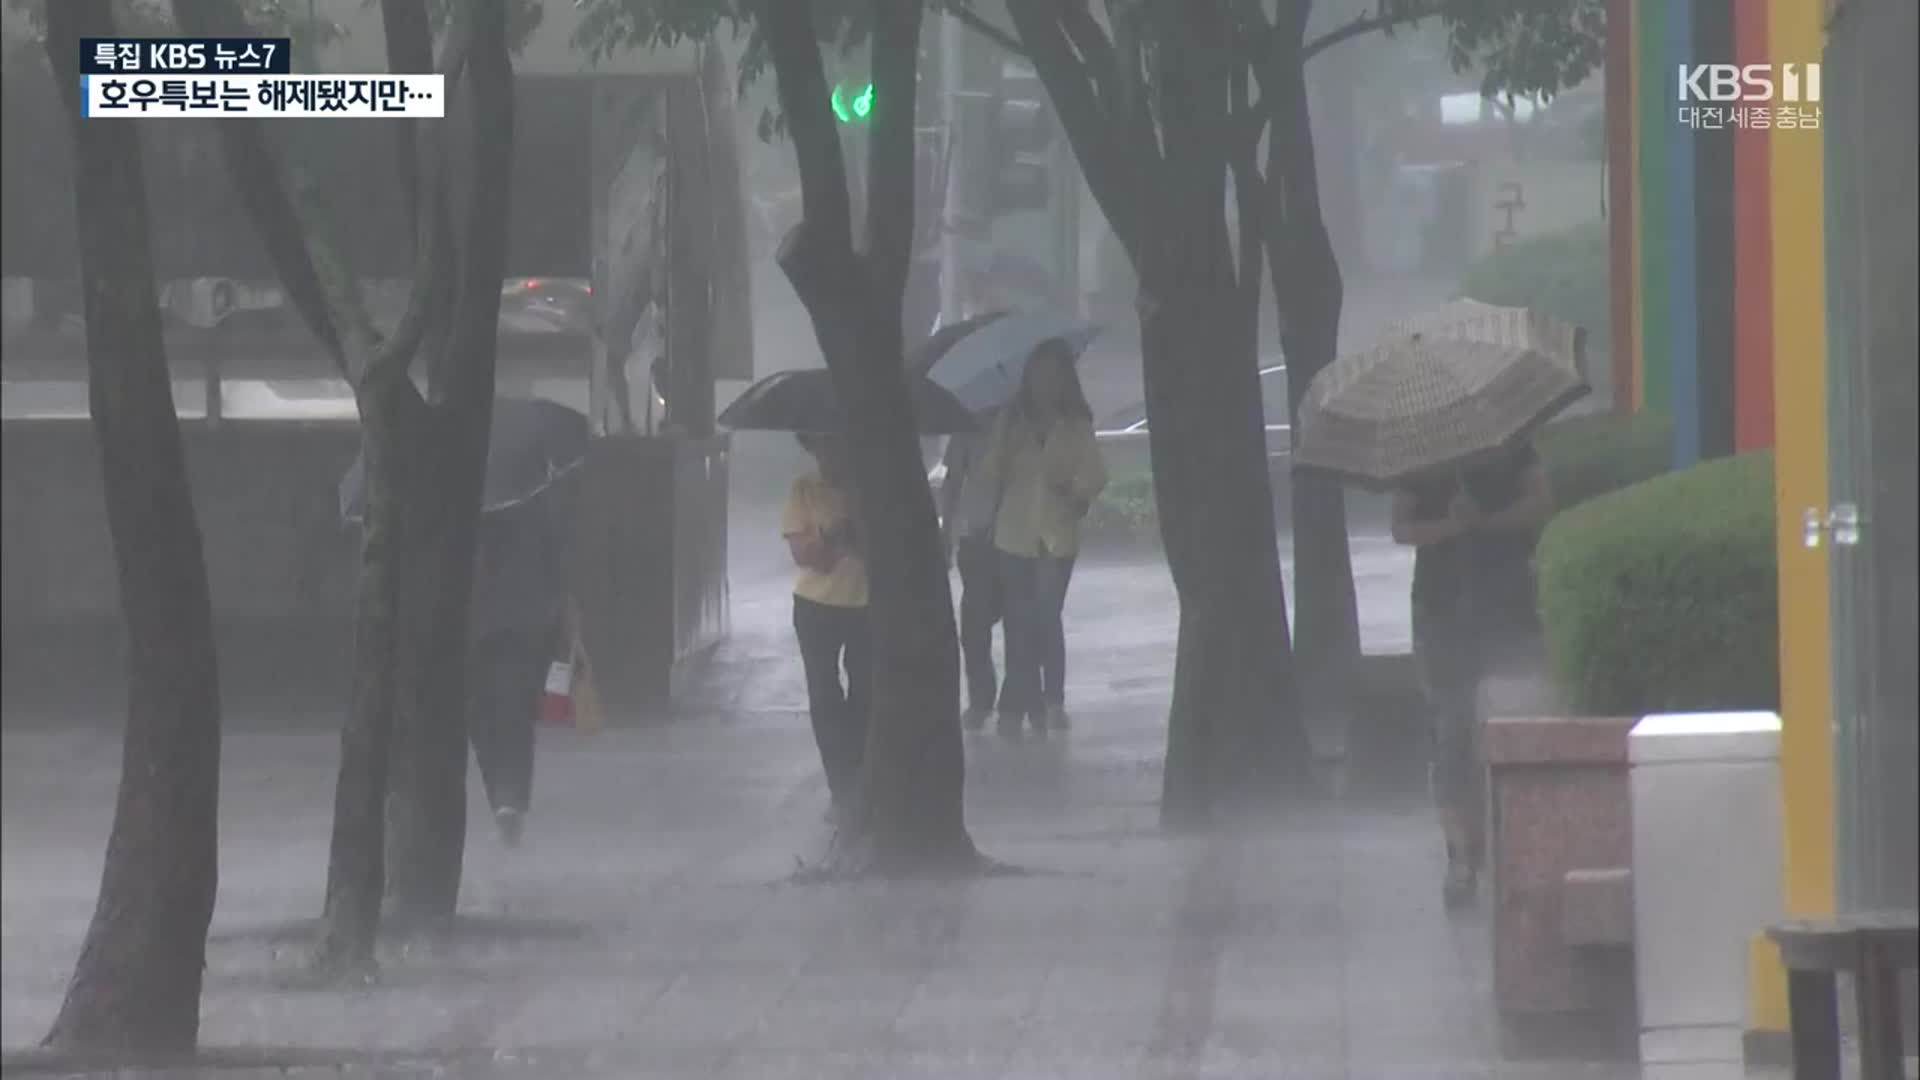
[1677,63,1822,103]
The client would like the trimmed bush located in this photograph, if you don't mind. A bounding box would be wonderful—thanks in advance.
[1535,409,1674,512]
[1461,221,1611,360]
[1536,451,1777,717]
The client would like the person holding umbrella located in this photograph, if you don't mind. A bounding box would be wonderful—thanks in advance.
[338,396,589,848]
[782,432,870,821]
[1294,331,1582,907]
[977,339,1107,737]
[1392,445,1554,906]
[717,366,976,818]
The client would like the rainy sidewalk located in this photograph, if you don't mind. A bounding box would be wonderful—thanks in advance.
[4,709,1637,1080]
[0,548,1707,1079]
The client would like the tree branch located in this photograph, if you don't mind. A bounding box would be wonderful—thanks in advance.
[173,0,354,371]
[863,0,925,302]
[376,0,453,388]
[752,0,854,274]
[1057,1,1120,107]
[1003,1,1141,262]
[948,4,1025,56]
[427,0,511,418]
[1301,0,1446,62]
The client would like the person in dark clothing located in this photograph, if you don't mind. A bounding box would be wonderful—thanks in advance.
[939,428,1010,730]
[1392,441,1554,906]
[467,500,566,847]
[782,433,870,821]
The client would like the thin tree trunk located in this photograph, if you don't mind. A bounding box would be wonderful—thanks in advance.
[40,2,222,1052]
[315,384,427,973]
[1263,29,1362,745]
[384,0,515,925]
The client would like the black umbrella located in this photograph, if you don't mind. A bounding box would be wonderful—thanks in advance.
[716,368,979,435]
[338,396,590,524]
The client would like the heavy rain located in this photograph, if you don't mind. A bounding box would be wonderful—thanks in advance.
[2,2,1915,1079]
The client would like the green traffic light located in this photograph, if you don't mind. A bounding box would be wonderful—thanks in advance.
[832,81,875,124]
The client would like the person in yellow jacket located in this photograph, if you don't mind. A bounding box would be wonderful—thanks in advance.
[978,339,1108,737]
[782,433,869,820]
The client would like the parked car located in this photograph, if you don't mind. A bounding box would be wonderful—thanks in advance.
[1092,362,1297,521]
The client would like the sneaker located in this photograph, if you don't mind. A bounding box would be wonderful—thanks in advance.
[1046,705,1071,732]
[494,806,525,848]
[962,705,992,732]
[995,711,1025,739]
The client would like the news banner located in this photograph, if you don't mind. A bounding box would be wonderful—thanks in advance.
[80,37,443,118]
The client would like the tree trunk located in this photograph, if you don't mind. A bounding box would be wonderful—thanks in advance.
[314,385,429,974]
[1265,35,1362,748]
[40,0,223,1052]
[383,0,514,925]
[755,0,975,874]
[381,450,468,928]
[803,264,973,870]
[1147,283,1312,826]
[1140,7,1311,825]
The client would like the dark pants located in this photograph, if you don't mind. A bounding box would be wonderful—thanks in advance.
[793,595,871,804]
[956,534,1007,713]
[1000,550,1077,718]
[468,624,556,815]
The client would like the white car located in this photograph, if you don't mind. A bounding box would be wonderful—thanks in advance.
[1091,362,1297,519]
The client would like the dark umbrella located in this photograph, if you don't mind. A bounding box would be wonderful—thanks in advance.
[716,368,979,435]
[338,396,590,524]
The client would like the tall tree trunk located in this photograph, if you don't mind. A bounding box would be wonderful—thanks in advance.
[315,384,427,973]
[797,260,971,869]
[1263,27,1362,748]
[41,0,222,1051]
[755,0,975,873]
[1141,4,1311,826]
[384,0,515,925]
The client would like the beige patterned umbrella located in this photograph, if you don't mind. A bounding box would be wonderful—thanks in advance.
[1293,333,1589,491]
[1372,299,1588,381]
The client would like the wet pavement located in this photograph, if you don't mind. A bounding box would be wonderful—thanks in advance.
[0,279,1733,1077]
[3,519,1717,1080]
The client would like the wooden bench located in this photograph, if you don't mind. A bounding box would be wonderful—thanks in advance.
[1768,910,1919,1080]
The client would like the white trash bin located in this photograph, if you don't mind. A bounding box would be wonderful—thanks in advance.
[1629,711,1785,1078]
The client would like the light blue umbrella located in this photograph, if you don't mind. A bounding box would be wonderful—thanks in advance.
[924,308,1103,414]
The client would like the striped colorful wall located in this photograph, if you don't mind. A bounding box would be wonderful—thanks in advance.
[1609,0,1825,467]
[1606,0,1833,1041]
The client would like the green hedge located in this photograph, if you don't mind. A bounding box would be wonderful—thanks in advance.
[1536,451,1778,716]
[1535,409,1674,512]
[1461,221,1611,360]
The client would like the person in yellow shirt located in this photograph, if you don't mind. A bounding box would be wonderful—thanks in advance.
[782,433,869,820]
[979,339,1107,737]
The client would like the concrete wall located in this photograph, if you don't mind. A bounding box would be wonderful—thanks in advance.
[1,421,729,718]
